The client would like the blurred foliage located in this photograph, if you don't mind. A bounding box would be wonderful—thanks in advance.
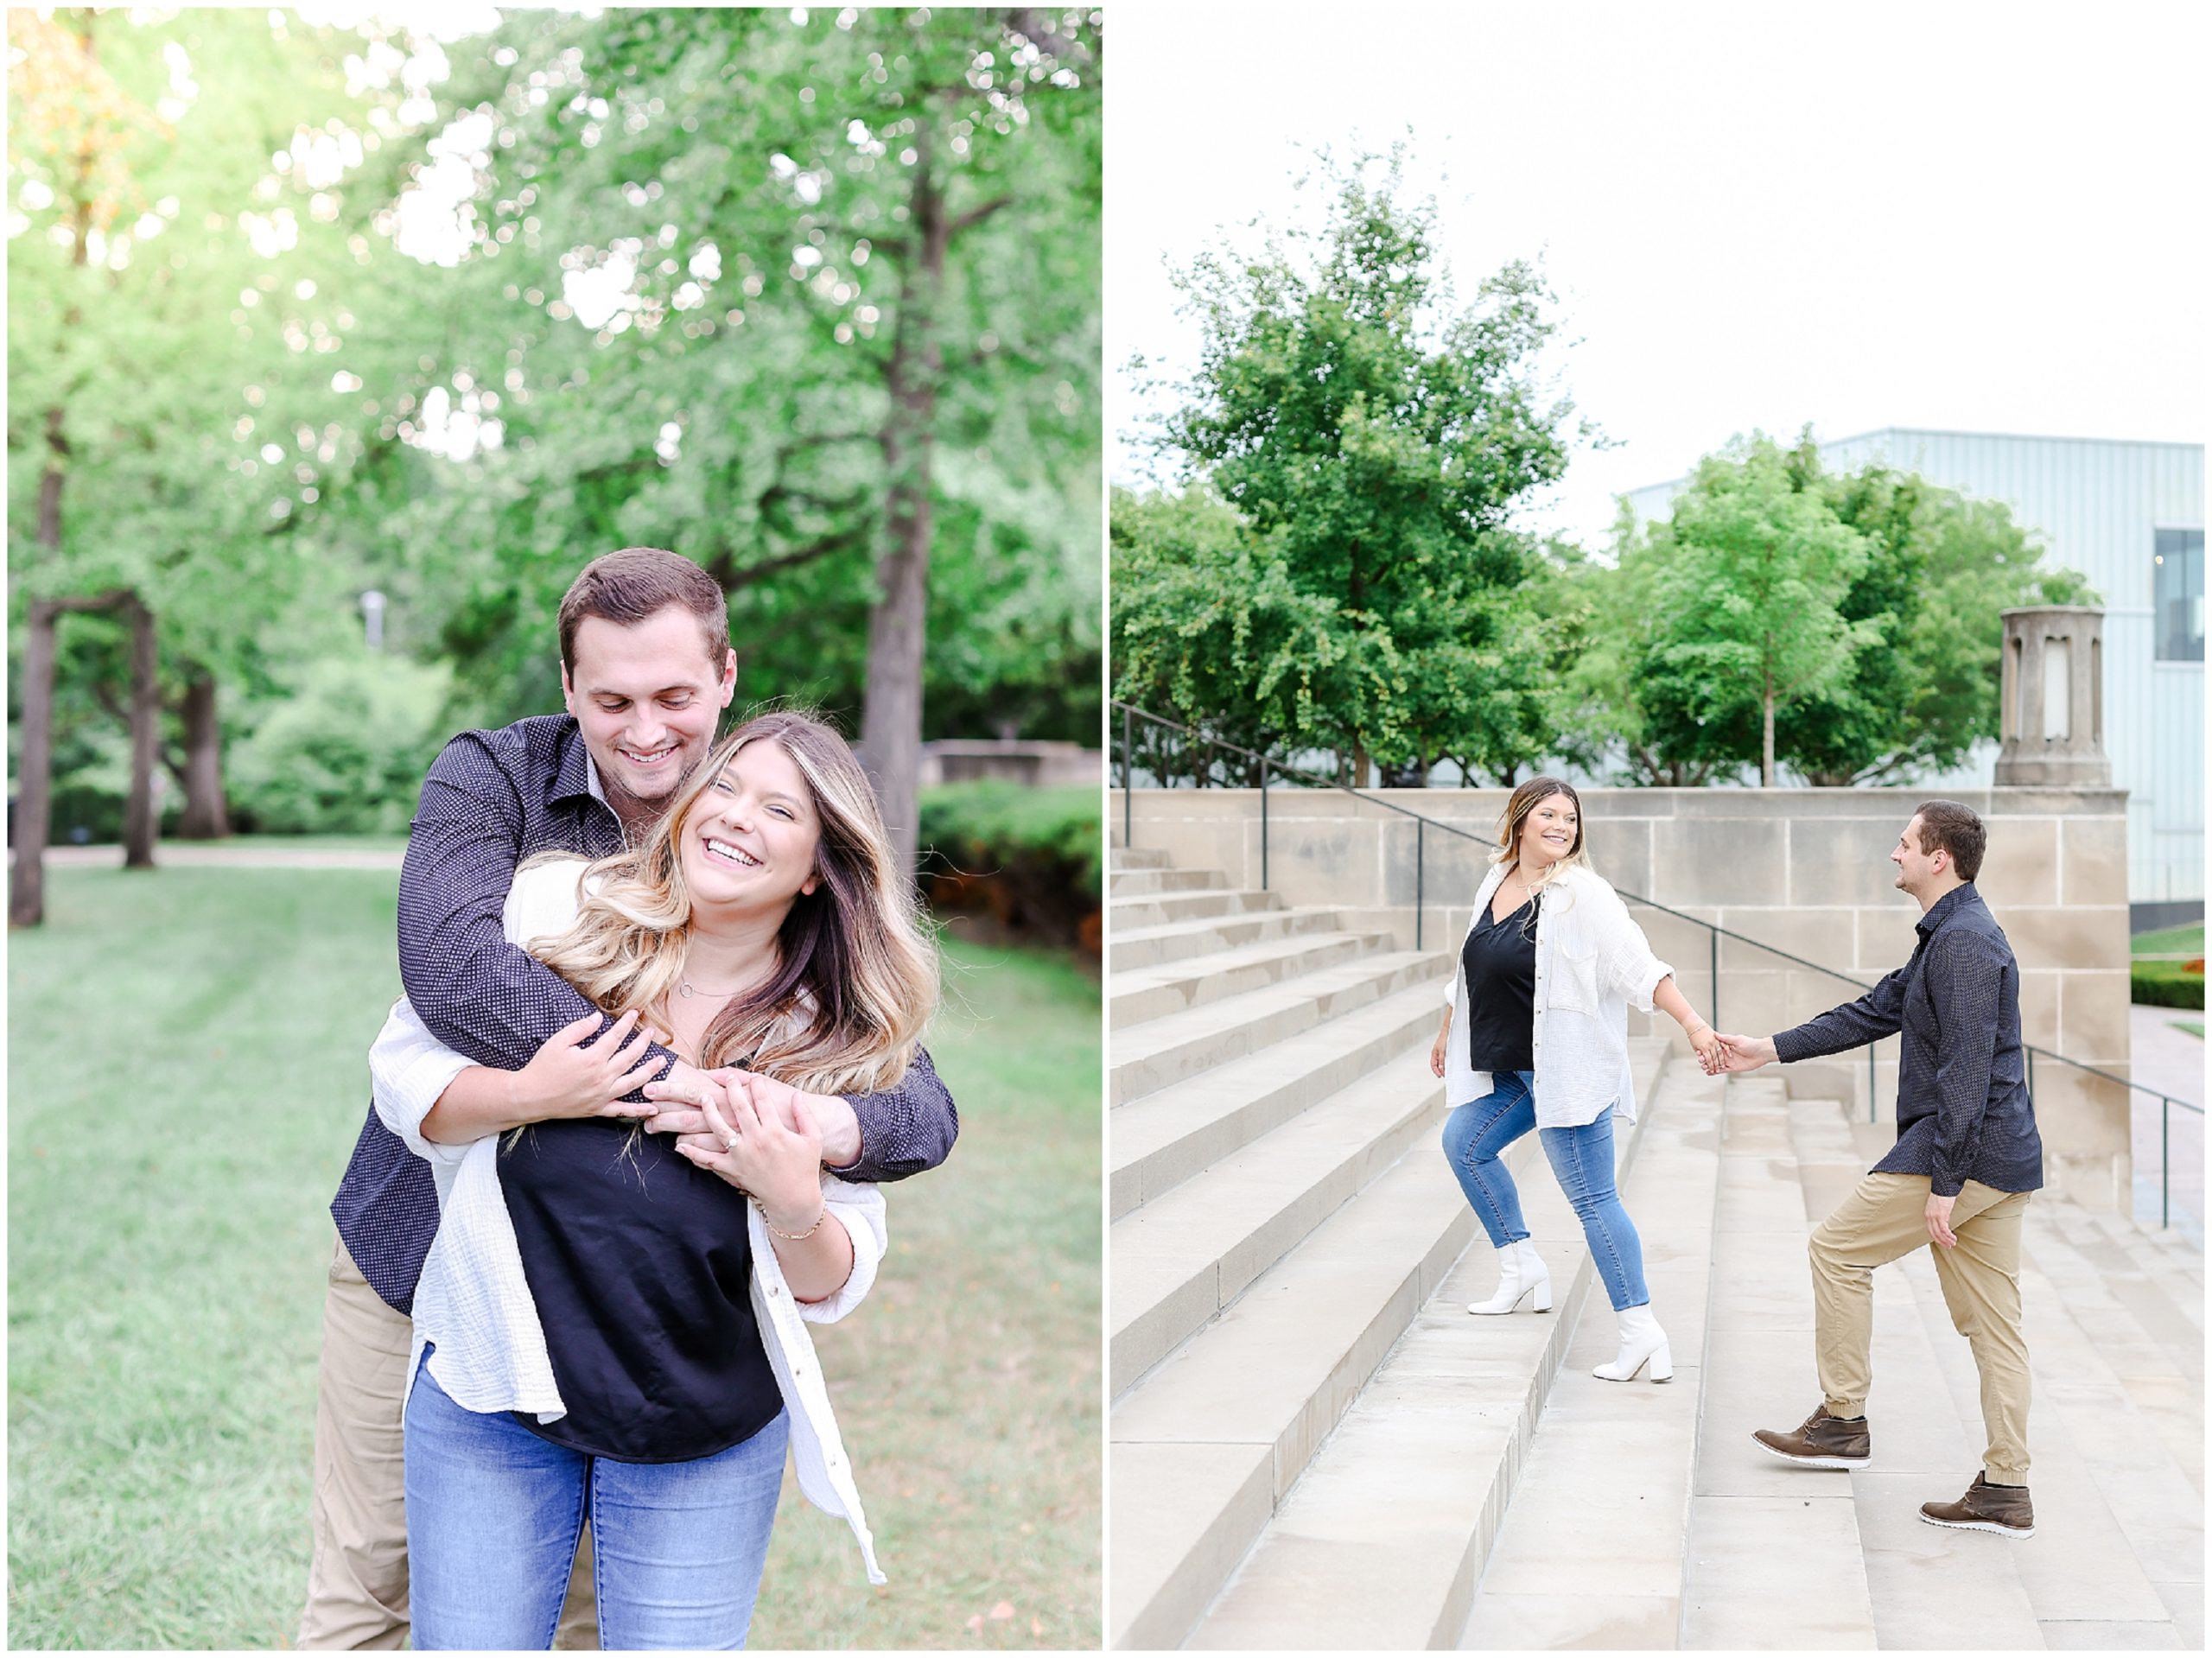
[10,7,1100,839]
[225,651,454,834]
[917,779,1100,942]
[2131,961,2206,1011]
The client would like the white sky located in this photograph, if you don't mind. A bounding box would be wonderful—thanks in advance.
[1107,2,2211,548]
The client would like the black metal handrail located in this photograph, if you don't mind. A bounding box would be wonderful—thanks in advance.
[1113,698,2205,1231]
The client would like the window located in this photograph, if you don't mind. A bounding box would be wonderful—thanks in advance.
[2155,527,2204,662]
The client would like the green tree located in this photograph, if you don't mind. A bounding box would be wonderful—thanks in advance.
[1777,456,2097,784]
[310,6,1103,866]
[1154,149,1579,785]
[1642,435,1880,786]
[1109,483,1401,784]
[7,9,379,920]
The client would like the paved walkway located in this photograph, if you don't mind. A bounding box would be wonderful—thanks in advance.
[27,842,405,871]
[2132,1005,2205,1241]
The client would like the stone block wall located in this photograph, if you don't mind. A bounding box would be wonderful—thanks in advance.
[1114,785,2134,1210]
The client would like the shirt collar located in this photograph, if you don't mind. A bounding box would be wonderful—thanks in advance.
[548,718,601,807]
[1915,882,1980,937]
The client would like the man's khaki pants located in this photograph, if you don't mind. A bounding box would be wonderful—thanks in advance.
[1808,1172,2032,1483]
[297,1232,597,1649]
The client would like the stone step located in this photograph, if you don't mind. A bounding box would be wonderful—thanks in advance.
[1111,1045,1446,1395]
[1453,1066,1729,1650]
[2052,1211,2194,1352]
[1109,844,1170,870]
[1180,1042,1672,1651]
[2020,1207,2205,1499]
[1108,865,1227,898]
[1111,980,1451,1219]
[1108,1137,1484,1651]
[1109,905,1349,973]
[1681,1076,1877,1648]
[1109,950,1451,1108]
[1108,928,1395,1032]
[2084,1207,2207,1287]
[1108,886,1279,929]
[1905,1222,2192,1646]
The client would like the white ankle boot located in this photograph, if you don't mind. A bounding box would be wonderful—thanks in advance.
[1593,1303,1672,1382]
[1467,1239,1553,1316]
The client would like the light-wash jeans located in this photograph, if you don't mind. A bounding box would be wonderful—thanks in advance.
[1441,1070,1650,1311]
[404,1350,787,1650]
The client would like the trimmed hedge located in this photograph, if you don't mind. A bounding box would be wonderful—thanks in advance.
[916,781,1101,947]
[2130,961,2205,1010]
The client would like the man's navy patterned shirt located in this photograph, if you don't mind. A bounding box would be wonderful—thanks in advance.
[330,715,958,1312]
[1774,883,2042,1197]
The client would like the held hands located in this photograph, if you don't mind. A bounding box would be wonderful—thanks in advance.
[661,1072,828,1232]
[645,1067,861,1168]
[1700,1032,1779,1076]
[1685,1024,1729,1075]
[512,1010,664,1122]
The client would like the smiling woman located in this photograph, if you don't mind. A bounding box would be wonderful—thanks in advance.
[369,708,941,1645]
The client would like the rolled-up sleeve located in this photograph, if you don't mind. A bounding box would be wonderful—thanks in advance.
[1597,888,1672,1013]
[797,1178,888,1325]
[369,997,478,1167]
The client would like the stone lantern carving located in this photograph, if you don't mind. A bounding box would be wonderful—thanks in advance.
[1994,606,2109,787]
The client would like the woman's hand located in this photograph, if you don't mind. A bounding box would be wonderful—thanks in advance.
[1687,1024,1728,1075]
[1429,1011,1452,1079]
[673,1073,827,1233]
[511,1010,664,1121]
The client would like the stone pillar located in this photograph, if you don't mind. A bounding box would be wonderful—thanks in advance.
[1995,606,2109,787]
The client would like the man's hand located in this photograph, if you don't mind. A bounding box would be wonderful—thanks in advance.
[512,1010,664,1121]
[645,1066,862,1170]
[1712,1033,1778,1074]
[1925,1191,1958,1249]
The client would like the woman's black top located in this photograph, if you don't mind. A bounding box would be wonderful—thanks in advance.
[498,1117,782,1464]
[1463,893,1539,1072]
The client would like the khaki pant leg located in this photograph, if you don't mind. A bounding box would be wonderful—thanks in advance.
[1929,1185,2032,1483]
[297,1233,413,1651]
[1808,1172,1936,1417]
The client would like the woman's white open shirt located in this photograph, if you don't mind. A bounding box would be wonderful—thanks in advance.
[1446,861,1675,1129]
[368,858,888,1584]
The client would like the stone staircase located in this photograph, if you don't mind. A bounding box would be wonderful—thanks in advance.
[1107,844,2203,1651]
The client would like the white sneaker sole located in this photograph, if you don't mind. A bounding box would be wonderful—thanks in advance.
[1918,1511,2034,1539]
[1751,1436,1868,1471]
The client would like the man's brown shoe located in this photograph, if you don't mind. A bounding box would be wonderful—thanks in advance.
[1920,1473,2034,1538]
[1751,1405,1871,1469]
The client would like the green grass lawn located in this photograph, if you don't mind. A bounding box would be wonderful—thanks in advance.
[2133,922,2205,957]
[8,867,1100,1648]
[2174,1021,2206,1040]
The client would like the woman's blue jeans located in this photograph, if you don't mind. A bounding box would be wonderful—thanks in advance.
[1441,1070,1649,1311]
[404,1351,787,1650]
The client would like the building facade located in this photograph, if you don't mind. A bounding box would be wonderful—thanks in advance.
[1626,430,2204,916]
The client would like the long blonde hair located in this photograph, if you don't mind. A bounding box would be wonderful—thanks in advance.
[1487,776,1594,907]
[525,709,938,1096]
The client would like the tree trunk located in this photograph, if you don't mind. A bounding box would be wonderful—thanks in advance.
[11,602,62,928]
[175,671,229,839]
[122,594,159,867]
[858,129,948,878]
[1353,742,1371,790]
[1761,657,1777,787]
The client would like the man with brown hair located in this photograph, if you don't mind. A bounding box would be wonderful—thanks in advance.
[299,548,959,1648]
[1714,800,2044,1538]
